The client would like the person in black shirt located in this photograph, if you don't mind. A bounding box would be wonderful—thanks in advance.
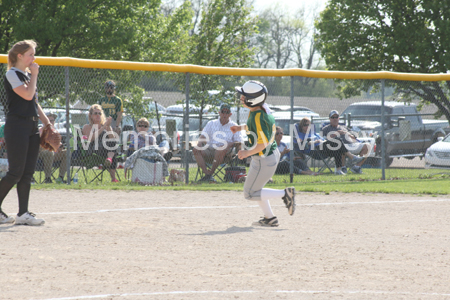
[0,40,51,226]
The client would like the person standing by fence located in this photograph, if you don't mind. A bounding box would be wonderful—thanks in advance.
[0,40,50,226]
[231,80,295,227]
[98,80,123,133]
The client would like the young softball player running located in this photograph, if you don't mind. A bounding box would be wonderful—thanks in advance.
[231,80,295,227]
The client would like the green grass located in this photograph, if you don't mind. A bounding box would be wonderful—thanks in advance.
[32,167,450,195]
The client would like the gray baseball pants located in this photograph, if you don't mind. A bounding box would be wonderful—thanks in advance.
[244,149,280,201]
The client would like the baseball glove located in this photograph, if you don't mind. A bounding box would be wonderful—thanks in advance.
[40,124,62,152]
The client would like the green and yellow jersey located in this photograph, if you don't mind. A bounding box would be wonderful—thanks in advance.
[246,109,277,157]
[98,96,124,120]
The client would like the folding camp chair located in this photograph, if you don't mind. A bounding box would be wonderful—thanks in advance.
[71,149,108,184]
[69,125,122,184]
[292,122,334,174]
[299,150,335,173]
[34,157,62,183]
[195,142,241,182]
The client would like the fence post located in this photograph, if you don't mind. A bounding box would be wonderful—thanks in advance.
[381,79,386,180]
[289,76,294,183]
[184,72,190,184]
[65,67,71,185]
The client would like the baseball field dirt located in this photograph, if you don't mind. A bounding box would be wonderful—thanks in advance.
[1,190,449,300]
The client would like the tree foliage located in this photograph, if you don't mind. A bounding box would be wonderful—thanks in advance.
[315,0,450,120]
[180,0,258,128]
[0,0,193,113]
[0,0,193,62]
[251,4,330,96]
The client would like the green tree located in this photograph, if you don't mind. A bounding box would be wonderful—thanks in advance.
[0,0,193,114]
[251,4,330,96]
[315,0,450,121]
[180,0,258,129]
[0,0,193,62]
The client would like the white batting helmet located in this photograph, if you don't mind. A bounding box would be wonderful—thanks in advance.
[235,80,268,107]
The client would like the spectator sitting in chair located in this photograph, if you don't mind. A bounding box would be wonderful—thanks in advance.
[127,118,156,152]
[193,103,243,182]
[322,110,371,174]
[82,104,119,183]
[123,118,158,179]
[294,117,364,176]
[38,113,67,183]
[275,126,320,176]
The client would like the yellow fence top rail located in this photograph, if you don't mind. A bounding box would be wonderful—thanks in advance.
[1,54,449,81]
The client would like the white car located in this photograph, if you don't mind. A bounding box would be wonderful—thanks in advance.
[425,135,450,169]
[165,104,214,115]
[229,106,250,124]
[267,104,318,114]
[273,110,320,119]
[142,97,166,114]
[53,109,89,129]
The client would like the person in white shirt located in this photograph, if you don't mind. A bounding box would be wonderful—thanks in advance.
[193,104,243,181]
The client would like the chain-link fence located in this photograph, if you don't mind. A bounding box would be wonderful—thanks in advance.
[1,57,449,185]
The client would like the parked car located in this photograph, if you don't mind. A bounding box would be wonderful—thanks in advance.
[142,97,167,114]
[272,110,320,122]
[425,134,450,169]
[39,108,66,127]
[229,106,250,124]
[342,101,450,166]
[149,114,217,160]
[165,104,214,115]
[53,108,89,130]
[268,104,318,114]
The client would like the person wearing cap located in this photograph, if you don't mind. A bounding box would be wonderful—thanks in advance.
[322,110,371,174]
[231,80,296,227]
[193,103,243,182]
[98,80,124,133]
[294,117,364,175]
[38,113,67,183]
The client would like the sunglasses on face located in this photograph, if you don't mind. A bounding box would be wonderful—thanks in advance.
[92,112,102,116]
[330,116,339,119]
[137,124,148,128]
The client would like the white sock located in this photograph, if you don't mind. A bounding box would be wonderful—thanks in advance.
[257,199,275,219]
[261,188,285,201]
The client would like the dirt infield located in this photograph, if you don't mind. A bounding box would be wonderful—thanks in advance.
[1,190,450,300]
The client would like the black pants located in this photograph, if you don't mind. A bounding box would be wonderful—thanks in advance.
[309,139,348,168]
[0,117,40,215]
[87,138,117,169]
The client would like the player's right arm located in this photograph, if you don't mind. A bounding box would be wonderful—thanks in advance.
[230,124,247,133]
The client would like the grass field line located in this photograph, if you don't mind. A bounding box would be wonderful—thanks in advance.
[37,198,450,215]
[34,289,450,300]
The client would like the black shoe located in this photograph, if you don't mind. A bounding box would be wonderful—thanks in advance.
[44,177,53,184]
[282,187,296,216]
[252,216,279,227]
